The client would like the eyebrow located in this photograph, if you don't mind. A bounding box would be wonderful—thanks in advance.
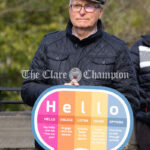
[72,2,97,5]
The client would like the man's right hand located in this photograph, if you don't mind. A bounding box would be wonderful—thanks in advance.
[64,80,79,86]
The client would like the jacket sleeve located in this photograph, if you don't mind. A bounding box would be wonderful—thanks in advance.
[112,44,140,113]
[21,37,50,107]
[130,41,140,75]
[130,41,148,110]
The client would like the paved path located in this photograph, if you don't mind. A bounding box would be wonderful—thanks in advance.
[0,111,34,149]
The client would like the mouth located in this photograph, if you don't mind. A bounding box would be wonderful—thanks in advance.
[76,18,89,21]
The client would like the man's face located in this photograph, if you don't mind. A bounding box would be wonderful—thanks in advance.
[69,0,103,29]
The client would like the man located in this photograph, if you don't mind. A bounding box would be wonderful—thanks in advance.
[130,34,150,150]
[21,0,140,149]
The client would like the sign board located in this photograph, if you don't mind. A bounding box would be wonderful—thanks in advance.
[32,85,133,150]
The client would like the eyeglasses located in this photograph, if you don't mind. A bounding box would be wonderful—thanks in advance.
[70,4,101,13]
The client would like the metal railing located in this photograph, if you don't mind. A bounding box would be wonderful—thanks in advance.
[0,88,34,149]
[0,87,24,110]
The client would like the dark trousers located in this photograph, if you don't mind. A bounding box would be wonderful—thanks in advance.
[123,120,138,150]
[136,120,150,150]
[34,140,44,150]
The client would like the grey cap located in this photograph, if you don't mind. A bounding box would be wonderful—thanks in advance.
[90,0,106,5]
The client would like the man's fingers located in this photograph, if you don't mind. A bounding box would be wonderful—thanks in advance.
[64,83,73,85]
[71,79,80,86]
[73,82,79,86]
[64,81,80,86]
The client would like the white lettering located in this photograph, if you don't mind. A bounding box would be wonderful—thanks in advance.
[110,106,118,115]
[97,102,101,114]
[82,101,86,114]
[47,101,56,112]
[63,104,71,113]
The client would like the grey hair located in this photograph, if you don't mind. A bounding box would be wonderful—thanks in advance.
[69,0,72,5]
[69,0,102,8]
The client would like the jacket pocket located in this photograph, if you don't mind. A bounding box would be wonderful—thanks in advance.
[90,57,115,65]
[46,51,69,72]
[81,56,115,84]
[47,51,69,61]
[86,56,115,73]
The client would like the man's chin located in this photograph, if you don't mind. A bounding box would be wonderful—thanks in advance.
[74,24,91,29]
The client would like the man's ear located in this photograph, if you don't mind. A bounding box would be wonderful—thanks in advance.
[99,8,103,19]
[68,5,71,13]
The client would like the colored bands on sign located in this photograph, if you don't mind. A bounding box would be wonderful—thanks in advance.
[32,85,133,150]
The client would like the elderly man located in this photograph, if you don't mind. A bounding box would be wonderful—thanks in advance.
[21,0,140,149]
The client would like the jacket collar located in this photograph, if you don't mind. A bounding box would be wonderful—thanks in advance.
[66,19,103,46]
[142,34,150,47]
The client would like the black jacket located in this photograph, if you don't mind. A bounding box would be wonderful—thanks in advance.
[21,20,140,113]
[130,34,150,124]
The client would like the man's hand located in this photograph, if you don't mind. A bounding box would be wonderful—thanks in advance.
[64,79,79,86]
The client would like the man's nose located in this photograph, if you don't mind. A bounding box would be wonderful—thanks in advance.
[80,6,86,15]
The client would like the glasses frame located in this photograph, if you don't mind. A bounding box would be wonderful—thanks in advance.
[70,4,101,13]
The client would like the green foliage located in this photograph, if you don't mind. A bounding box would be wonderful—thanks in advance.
[103,0,150,44]
[0,0,150,111]
[0,0,69,111]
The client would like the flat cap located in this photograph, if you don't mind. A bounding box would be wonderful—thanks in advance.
[90,0,106,5]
